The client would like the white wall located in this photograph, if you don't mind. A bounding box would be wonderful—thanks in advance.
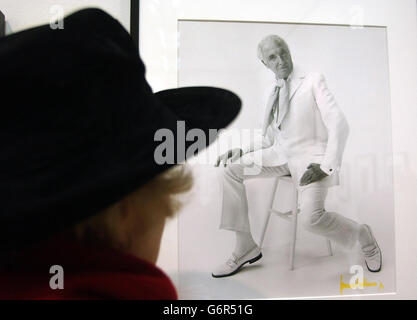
[0,0,130,34]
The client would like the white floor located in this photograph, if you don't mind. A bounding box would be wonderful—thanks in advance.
[177,234,395,299]
[175,165,396,300]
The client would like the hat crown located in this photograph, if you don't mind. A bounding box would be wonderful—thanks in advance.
[0,9,159,250]
[0,9,153,170]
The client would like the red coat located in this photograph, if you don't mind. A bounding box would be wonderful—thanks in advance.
[0,235,178,300]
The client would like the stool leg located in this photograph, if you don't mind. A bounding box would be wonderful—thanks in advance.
[259,178,280,249]
[327,239,333,256]
[289,186,298,271]
[259,212,271,249]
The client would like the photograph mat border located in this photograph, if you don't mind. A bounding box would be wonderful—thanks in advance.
[130,0,139,47]
[178,18,387,28]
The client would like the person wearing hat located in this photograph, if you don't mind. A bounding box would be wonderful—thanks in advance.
[0,8,241,299]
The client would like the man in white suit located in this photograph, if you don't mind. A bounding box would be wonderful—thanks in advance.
[213,35,382,277]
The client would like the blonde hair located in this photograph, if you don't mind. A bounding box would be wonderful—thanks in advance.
[70,165,193,250]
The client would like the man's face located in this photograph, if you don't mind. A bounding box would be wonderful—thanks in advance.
[261,40,293,80]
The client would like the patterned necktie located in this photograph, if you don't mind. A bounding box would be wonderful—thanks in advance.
[262,78,289,135]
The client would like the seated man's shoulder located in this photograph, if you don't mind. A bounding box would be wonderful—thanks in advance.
[304,71,325,81]
[301,72,328,89]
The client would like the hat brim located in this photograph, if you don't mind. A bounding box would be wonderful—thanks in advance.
[155,86,241,133]
[146,86,241,166]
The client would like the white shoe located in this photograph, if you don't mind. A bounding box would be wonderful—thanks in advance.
[361,224,382,272]
[212,246,262,278]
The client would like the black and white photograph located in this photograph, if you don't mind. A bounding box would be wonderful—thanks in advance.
[176,20,396,299]
[0,10,5,37]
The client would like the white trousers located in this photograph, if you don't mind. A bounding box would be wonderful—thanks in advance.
[220,161,360,249]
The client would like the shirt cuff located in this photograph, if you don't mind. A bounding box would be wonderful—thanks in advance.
[319,164,334,176]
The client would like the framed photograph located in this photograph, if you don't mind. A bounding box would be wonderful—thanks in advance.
[139,0,417,300]
[130,0,139,47]
[0,10,5,37]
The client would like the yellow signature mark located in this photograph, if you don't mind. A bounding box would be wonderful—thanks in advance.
[340,275,384,295]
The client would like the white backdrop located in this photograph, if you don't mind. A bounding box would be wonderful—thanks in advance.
[176,20,396,299]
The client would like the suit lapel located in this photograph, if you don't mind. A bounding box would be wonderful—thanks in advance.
[289,76,303,101]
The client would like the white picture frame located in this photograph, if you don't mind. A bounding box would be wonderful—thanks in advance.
[139,0,417,300]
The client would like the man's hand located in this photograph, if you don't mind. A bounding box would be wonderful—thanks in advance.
[215,148,243,167]
[299,163,328,186]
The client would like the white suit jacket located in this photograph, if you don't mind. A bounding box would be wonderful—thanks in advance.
[242,67,349,187]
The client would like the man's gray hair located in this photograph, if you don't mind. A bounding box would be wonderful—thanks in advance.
[257,35,291,61]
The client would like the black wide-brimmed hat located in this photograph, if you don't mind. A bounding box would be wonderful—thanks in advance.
[0,8,241,251]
